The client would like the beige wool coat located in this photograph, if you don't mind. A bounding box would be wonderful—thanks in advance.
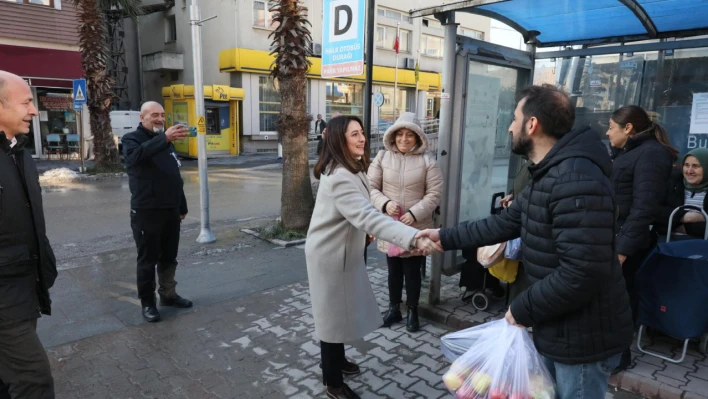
[305,166,419,343]
[368,119,443,253]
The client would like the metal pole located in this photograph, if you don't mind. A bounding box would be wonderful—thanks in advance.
[363,0,375,149]
[414,50,420,116]
[429,11,457,306]
[393,23,400,120]
[190,0,215,243]
[78,109,84,172]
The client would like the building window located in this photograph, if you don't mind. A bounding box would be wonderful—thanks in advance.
[459,28,484,40]
[376,26,411,53]
[3,0,54,6]
[326,82,363,120]
[258,76,280,132]
[423,18,442,30]
[253,0,279,29]
[36,88,77,157]
[379,87,408,123]
[165,16,177,43]
[376,7,411,24]
[421,34,444,58]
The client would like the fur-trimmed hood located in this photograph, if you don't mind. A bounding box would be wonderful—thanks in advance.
[383,112,428,155]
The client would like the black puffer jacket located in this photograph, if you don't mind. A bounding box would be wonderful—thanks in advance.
[610,134,673,257]
[0,133,57,322]
[440,128,634,364]
[123,124,188,214]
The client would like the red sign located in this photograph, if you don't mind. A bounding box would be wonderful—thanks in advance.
[39,95,73,110]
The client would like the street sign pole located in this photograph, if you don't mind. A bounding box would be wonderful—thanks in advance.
[363,0,375,149]
[190,0,216,244]
[72,79,87,172]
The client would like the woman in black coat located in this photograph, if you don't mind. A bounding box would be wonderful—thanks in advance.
[606,105,677,372]
[656,147,708,237]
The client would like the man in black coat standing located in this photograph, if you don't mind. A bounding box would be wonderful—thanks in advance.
[315,114,327,156]
[123,101,193,322]
[418,85,633,399]
[0,71,57,398]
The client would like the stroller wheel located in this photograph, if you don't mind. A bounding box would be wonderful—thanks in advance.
[700,333,708,355]
[472,292,489,311]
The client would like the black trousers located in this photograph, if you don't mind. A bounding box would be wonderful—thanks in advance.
[320,341,345,388]
[130,208,182,306]
[387,255,424,307]
[0,319,54,399]
[623,249,651,325]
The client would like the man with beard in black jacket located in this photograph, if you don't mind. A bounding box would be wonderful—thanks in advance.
[0,71,57,398]
[123,101,193,323]
[417,85,633,398]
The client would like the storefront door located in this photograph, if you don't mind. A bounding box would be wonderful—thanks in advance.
[438,37,533,274]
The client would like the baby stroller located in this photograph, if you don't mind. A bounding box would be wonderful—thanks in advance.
[635,205,708,363]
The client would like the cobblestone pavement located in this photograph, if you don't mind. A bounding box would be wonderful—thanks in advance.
[47,249,643,399]
[413,260,708,399]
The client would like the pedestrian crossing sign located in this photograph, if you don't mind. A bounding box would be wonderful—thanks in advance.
[73,79,87,110]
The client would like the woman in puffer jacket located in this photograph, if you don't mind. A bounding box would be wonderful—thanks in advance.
[606,105,677,372]
[367,112,443,332]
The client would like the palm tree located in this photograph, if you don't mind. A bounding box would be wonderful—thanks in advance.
[73,0,143,168]
[269,0,315,232]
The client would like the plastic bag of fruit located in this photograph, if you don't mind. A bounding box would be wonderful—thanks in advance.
[440,319,556,399]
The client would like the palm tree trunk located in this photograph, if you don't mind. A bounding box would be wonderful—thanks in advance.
[279,74,314,231]
[77,0,120,168]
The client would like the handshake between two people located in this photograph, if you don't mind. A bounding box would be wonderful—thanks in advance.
[410,229,444,257]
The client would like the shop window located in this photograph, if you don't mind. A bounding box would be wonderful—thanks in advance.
[378,86,409,124]
[326,82,363,120]
[459,28,484,41]
[165,16,177,43]
[36,88,76,157]
[375,25,411,53]
[376,7,411,24]
[421,34,444,58]
[253,0,279,30]
[258,76,280,132]
[4,0,54,6]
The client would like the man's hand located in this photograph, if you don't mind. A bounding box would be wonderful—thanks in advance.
[180,214,187,221]
[413,236,443,256]
[165,125,189,142]
[500,193,514,209]
[400,212,415,226]
[386,202,401,217]
[682,211,706,223]
[416,229,441,244]
[618,254,627,265]
[505,308,524,327]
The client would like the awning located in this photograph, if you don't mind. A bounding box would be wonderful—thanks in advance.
[218,48,442,90]
[410,0,708,47]
[0,44,82,87]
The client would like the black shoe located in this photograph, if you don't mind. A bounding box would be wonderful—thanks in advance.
[381,303,403,327]
[326,384,360,399]
[142,306,161,322]
[319,359,361,376]
[406,306,420,332]
[160,295,193,308]
[612,349,632,374]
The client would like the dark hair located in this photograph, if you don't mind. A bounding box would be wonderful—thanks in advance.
[611,105,678,160]
[314,115,370,179]
[518,84,575,139]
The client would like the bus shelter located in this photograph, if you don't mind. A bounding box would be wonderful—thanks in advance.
[409,0,708,304]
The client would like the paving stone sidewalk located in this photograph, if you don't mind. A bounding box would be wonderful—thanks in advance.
[415,262,708,399]
[48,250,643,399]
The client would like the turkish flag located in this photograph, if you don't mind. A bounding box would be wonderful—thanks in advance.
[393,34,400,54]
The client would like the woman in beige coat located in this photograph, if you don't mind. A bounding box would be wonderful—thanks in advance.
[367,112,443,332]
[305,115,438,399]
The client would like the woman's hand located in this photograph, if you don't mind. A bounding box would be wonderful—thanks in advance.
[414,236,443,255]
[400,212,415,226]
[499,193,514,209]
[386,202,401,217]
[682,212,706,223]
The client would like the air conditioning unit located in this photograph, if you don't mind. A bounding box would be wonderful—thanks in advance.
[405,57,416,69]
[311,43,322,56]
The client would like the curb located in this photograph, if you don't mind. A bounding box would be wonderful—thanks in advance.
[418,304,708,399]
[240,228,306,248]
